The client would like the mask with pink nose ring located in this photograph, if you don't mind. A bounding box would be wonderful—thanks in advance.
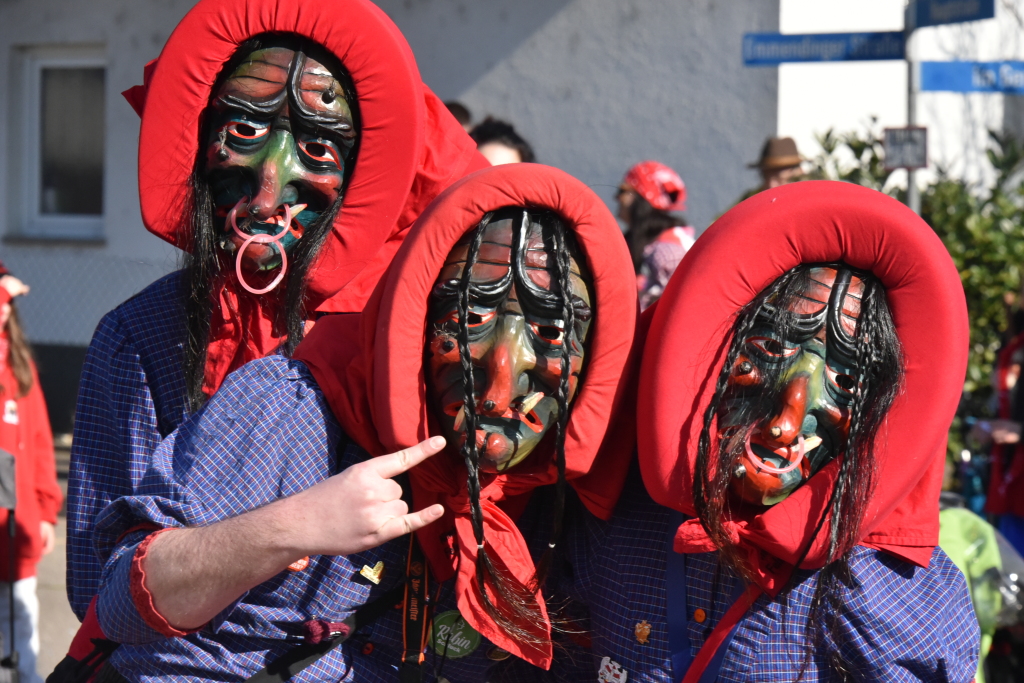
[205,39,357,295]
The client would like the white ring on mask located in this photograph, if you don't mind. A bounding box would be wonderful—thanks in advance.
[743,430,805,475]
[227,197,306,295]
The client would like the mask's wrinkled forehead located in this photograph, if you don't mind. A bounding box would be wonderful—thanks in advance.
[430,208,592,317]
[215,41,356,141]
[757,265,865,363]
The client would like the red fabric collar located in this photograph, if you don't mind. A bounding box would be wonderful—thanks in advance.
[125,0,486,396]
[638,181,969,595]
[295,164,639,669]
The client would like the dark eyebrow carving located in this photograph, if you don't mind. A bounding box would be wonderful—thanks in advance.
[215,48,356,145]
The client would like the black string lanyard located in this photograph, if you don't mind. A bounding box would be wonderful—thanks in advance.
[399,534,434,683]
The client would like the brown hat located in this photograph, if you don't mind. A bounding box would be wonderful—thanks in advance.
[749,136,803,171]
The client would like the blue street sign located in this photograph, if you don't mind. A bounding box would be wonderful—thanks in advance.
[743,32,905,66]
[911,0,995,28]
[920,61,1024,93]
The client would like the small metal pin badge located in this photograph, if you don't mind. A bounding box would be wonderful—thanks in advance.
[486,646,512,661]
[360,560,385,585]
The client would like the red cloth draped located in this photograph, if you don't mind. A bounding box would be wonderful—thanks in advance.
[637,181,969,596]
[985,332,1024,516]
[123,0,487,396]
[295,164,640,669]
[0,331,62,581]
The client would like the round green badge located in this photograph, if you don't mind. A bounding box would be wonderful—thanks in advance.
[431,610,481,658]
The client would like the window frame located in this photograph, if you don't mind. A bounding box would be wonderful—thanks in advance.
[12,45,107,241]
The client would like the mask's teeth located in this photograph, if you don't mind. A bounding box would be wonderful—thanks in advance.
[452,405,466,431]
[519,391,545,416]
[803,435,823,452]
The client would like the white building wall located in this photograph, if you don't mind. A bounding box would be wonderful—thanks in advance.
[0,0,192,346]
[377,0,780,233]
[0,0,779,347]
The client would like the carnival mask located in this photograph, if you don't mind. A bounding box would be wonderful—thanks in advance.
[724,266,865,506]
[205,42,357,293]
[426,208,594,471]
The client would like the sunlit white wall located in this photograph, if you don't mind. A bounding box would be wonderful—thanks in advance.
[779,0,1024,188]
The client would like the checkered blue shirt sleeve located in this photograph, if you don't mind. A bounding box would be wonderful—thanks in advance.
[89,354,566,683]
[67,272,189,619]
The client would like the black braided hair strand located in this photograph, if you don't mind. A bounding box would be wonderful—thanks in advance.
[531,212,576,591]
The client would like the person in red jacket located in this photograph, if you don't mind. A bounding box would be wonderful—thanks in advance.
[0,266,62,683]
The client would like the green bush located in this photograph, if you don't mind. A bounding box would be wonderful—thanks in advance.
[810,123,1024,457]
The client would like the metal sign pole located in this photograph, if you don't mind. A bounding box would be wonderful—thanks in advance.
[905,12,921,215]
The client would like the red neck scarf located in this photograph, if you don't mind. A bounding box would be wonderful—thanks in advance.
[638,181,969,596]
[123,0,488,396]
[295,164,639,669]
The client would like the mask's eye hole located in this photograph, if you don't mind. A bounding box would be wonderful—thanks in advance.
[827,365,858,394]
[747,336,798,358]
[299,139,342,169]
[225,121,269,140]
[531,323,565,344]
[446,310,495,328]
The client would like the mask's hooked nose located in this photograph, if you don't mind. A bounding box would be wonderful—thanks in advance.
[247,131,302,219]
[763,374,809,447]
[478,317,531,417]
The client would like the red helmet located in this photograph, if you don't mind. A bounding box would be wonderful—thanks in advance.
[623,160,687,212]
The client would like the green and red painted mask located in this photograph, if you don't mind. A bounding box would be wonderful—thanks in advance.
[724,266,865,506]
[205,43,357,293]
[426,209,594,471]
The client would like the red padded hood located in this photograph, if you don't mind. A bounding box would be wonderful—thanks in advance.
[295,163,639,668]
[638,181,969,595]
[125,0,487,396]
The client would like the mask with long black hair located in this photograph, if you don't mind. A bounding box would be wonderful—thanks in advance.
[694,263,903,676]
[425,207,594,643]
[182,32,360,411]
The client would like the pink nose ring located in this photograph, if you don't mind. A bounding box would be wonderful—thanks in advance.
[227,197,307,295]
[743,430,805,475]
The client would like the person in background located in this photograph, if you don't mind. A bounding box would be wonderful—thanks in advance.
[970,299,1024,558]
[0,263,62,683]
[444,100,473,132]
[470,116,535,165]
[616,160,694,310]
[737,136,806,204]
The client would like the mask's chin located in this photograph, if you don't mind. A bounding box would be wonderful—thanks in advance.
[729,428,829,506]
[442,395,557,472]
[215,205,312,271]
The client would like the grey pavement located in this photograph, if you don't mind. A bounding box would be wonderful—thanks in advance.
[38,447,77,678]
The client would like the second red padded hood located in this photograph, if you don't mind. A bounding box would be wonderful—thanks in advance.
[638,181,969,595]
[295,163,640,669]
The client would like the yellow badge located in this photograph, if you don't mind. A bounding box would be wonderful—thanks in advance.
[634,620,651,644]
[360,560,385,584]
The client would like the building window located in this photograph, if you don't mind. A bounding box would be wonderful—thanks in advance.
[10,46,106,240]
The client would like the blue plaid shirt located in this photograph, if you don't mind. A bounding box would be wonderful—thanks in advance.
[67,272,190,619]
[569,465,980,683]
[92,354,568,682]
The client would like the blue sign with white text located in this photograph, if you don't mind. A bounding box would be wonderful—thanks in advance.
[743,32,905,66]
[912,0,995,28]
[920,61,1024,93]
